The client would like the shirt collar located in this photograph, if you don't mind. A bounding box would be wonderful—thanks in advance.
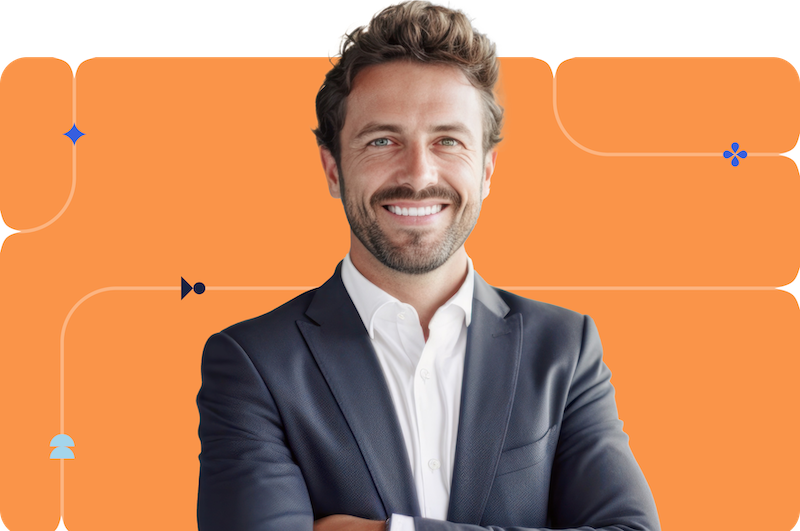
[341,253,475,339]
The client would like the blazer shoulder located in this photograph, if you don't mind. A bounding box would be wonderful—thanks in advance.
[489,286,593,361]
[489,288,606,399]
[494,287,585,328]
[215,287,319,348]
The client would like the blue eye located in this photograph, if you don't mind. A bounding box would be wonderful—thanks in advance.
[371,138,392,147]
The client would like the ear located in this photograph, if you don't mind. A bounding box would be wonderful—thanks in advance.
[320,145,341,199]
[482,149,498,200]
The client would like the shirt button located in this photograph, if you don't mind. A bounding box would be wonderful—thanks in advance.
[428,459,441,470]
[420,369,430,380]
[398,312,405,320]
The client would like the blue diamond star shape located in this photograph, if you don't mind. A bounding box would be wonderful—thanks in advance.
[64,124,84,144]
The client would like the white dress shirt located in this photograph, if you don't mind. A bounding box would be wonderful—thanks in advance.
[341,254,474,531]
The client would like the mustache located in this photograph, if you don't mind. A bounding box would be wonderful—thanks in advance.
[371,186,461,207]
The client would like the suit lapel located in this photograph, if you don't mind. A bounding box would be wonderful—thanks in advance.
[448,274,522,524]
[297,264,420,518]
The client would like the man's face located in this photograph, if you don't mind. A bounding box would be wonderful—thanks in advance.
[321,60,496,275]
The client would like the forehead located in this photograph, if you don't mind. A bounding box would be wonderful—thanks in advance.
[343,61,484,137]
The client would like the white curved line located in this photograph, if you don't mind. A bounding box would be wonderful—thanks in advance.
[59,287,177,432]
[17,75,78,235]
[552,71,781,158]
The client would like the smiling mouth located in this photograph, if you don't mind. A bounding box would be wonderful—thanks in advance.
[384,204,445,217]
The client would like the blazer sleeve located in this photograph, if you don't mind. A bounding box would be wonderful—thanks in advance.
[197,331,314,531]
[409,315,660,531]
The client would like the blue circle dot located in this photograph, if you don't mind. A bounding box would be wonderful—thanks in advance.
[194,282,206,294]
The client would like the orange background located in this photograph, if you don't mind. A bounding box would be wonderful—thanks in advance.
[0,57,798,530]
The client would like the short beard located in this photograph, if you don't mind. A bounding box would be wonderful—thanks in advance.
[339,171,480,275]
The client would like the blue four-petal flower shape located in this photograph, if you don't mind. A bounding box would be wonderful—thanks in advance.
[723,142,748,167]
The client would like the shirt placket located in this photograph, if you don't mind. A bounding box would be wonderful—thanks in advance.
[413,321,449,520]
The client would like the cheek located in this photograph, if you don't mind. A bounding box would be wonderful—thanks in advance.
[450,171,485,203]
[342,178,380,210]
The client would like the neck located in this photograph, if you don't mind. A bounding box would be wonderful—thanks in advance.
[349,239,469,337]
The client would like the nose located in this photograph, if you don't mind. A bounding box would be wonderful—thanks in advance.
[398,142,437,191]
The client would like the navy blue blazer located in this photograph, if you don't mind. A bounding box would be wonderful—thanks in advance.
[197,264,660,530]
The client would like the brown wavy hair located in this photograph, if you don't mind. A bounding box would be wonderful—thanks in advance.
[313,1,503,164]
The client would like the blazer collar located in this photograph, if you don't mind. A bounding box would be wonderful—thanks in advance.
[447,273,521,524]
[299,263,421,518]
[301,263,521,525]
[472,270,511,320]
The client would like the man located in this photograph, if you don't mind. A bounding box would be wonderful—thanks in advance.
[197,2,660,530]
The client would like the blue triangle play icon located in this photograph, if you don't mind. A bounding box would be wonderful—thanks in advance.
[181,277,193,299]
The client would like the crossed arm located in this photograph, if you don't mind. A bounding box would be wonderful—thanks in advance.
[197,316,660,531]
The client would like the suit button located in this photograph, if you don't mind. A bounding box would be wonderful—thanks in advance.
[428,459,440,470]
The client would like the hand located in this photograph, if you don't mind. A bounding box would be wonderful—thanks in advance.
[313,514,387,531]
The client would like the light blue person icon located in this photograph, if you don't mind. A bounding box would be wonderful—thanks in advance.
[49,433,75,459]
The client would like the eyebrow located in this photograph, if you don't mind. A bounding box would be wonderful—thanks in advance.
[431,123,474,139]
[351,122,475,143]
[352,123,404,143]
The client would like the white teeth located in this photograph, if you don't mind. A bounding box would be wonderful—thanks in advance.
[387,204,443,216]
